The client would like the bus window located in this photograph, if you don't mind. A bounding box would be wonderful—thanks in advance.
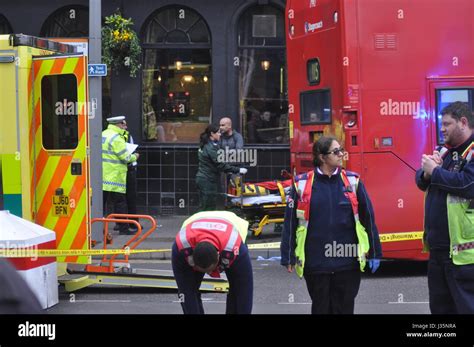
[307,58,320,85]
[300,89,331,124]
[436,88,473,145]
[41,74,79,150]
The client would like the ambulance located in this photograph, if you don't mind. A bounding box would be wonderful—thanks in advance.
[0,34,90,264]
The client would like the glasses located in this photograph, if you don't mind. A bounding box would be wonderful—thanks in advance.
[325,147,345,156]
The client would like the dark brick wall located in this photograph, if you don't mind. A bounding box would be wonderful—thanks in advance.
[137,146,290,215]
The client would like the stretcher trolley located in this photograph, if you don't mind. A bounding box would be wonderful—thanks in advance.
[226,174,292,237]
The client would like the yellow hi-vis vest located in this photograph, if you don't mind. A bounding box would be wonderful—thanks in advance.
[294,169,370,278]
[425,142,474,265]
[181,211,249,243]
[102,125,137,193]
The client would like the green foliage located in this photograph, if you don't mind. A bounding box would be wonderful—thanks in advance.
[102,11,141,77]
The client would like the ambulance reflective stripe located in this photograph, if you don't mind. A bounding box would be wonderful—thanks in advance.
[1,154,23,217]
[29,56,89,263]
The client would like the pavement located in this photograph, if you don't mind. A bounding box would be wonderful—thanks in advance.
[92,214,282,262]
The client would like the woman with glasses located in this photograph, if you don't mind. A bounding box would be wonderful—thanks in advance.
[196,124,247,211]
[280,135,382,314]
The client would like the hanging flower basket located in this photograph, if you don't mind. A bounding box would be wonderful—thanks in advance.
[102,12,141,77]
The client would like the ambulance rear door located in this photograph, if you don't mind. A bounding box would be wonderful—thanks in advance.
[31,54,90,264]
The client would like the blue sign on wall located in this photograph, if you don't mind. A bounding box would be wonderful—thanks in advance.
[88,64,107,76]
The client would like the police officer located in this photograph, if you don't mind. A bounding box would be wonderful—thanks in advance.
[416,101,474,314]
[172,211,253,314]
[102,116,139,235]
[122,121,141,232]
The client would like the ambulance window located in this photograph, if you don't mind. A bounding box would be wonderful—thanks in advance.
[41,74,79,150]
[435,88,474,145]
[300,89,331,125]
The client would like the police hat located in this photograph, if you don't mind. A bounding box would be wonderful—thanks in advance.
[106,116,126,124]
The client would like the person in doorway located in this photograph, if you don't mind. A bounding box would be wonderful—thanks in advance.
[416,101,474,314]
[281,135,382,314]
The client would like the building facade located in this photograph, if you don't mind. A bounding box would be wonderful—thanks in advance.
[1,0,290,215]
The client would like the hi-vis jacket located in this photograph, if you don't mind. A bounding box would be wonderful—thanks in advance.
[176,211,249,278]
[102,124,137,193]
[281,168,382,277]
[416,137,474,265]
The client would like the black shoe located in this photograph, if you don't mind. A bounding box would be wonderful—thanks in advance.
[119,228,138,235]
[129,224,144,232]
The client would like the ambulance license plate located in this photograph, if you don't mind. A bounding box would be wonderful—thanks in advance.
[52,195,70,217]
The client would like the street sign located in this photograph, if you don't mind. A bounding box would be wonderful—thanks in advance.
[88,64,107,77]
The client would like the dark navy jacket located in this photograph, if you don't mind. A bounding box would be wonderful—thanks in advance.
[415,134,474,251]
[281,168,382,274]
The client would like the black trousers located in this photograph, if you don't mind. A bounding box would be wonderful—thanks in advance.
[103,191,128,232]
[304,269,361,314]
[172,242,253,314]
[126,167,138,228]
[428,249,474,314]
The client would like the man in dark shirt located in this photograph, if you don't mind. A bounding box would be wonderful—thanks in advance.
[415,101,474,314]
[218,117,243,150]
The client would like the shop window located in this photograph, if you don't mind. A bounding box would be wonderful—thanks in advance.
[142,6,211,144]
[0,14,13,34]
[41,74,79,150]
[238,5,288,145]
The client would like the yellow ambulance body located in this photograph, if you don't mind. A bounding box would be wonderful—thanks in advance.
[0,34,90,264]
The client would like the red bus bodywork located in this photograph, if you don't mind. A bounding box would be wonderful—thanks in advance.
[286,0,474,260]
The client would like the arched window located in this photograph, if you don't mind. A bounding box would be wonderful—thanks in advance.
[40,5,88,37]
[0,14,13,34]
[142,6,212,144]
[238,5,288,145]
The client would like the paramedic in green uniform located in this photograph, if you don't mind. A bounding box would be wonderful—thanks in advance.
[196,124,247,211]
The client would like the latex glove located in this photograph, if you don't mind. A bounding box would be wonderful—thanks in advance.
[368,258,380,273]
[239,168,248,175]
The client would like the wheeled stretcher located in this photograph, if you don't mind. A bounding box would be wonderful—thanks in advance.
[226,174,292,237]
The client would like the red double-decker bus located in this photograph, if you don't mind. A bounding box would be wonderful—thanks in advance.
[285,0,474,259]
